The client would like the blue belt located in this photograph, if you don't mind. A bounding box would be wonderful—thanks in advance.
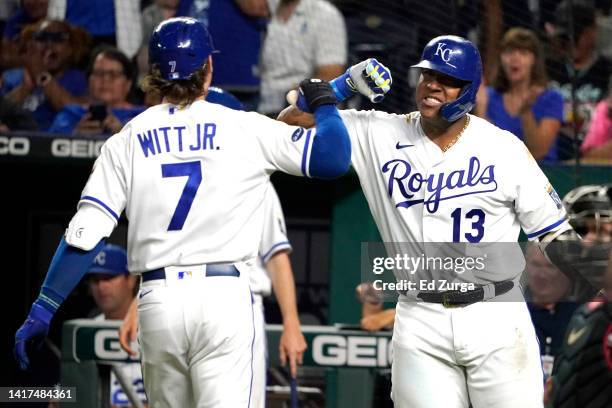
[142,264,240,282]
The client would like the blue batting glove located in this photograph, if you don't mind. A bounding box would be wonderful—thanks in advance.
[14,303,53,370]
[358,58,393,101]
[293,58,392,112]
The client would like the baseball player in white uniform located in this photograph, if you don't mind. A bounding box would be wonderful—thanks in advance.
[250,183,305,407]
[119,182,305,408]
[280,35,598,407]
[14,17,353,408]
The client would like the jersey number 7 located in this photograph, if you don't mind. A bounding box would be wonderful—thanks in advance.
[161,161,202,231]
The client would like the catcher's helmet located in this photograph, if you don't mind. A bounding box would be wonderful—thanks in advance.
[411,35,482,122]
[149,17,215,81]
[563,184,612,236]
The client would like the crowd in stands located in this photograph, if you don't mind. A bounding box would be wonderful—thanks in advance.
[0,0,609,163]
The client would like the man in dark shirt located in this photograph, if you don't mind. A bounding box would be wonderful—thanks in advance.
[546,2,612,160]
[526,245,578,380]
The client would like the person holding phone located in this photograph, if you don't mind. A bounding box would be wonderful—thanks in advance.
[48,47,145,136]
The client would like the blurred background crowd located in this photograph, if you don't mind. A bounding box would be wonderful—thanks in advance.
[1,1,611,407]
[0,0,610,164]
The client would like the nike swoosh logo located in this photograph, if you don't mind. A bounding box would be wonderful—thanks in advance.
[396,142,414,149]
[139,289,153,299]
[567,326,587,345]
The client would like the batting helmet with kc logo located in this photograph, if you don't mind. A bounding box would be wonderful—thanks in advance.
[411,35,482,122]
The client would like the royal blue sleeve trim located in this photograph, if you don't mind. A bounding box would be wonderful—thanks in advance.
[308,105,351,179]
[300,129,314,177]
[261,241,292,264]
[526,218,567,239]
[80,196,119,220]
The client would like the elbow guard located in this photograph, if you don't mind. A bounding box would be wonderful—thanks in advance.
[65,204,116,250]
[539,229,606,300]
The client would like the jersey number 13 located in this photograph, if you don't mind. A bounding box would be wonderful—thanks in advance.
[451,208,485,242]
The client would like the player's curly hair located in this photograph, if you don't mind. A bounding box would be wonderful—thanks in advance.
[140,63,210,107]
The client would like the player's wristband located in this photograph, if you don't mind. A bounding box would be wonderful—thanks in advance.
[27,302,54,325]
[295,72,354,112]
[34,287,64,315]
[329,71,356,102]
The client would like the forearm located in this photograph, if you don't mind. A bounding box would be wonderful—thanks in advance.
[309,104,351,179]
[521,111,547,159]
[582,140,612,160]
[362,301,383,317]
[43,79,83,111]
[268,252,301,328]
[35,237,106,314]
[539,229,604,299]
[314,64,345,82]
[6,84,31,106]
[378,308,396,327]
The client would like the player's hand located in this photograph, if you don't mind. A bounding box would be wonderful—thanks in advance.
[348,58,392,103]
[279,322,307,378]
[287,58,392,112]
[293,78,337,113]
[118,297,138,357]
[14,304,53,370]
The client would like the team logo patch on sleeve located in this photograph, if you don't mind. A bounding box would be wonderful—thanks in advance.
[291,128,305,142]
[547,184,563,209]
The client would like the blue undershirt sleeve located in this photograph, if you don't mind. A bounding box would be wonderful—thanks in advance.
[308,105,351,179]
[34,237,106,315]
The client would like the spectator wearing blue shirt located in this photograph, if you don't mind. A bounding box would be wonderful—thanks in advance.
[475,27,564,163]
[47,0,142,59]
[179,0,270,111]
[0,20,90,130]
[49,47,145,136]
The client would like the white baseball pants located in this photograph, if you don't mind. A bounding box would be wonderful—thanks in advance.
[250,294,267,408]
[391,287,544,408]
[137,265,256,408]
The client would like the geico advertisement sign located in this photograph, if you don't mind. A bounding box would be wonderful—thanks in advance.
[52,139,104,158]
[312,335,392,367]
[0,136,29,155]
[94,329,140,360]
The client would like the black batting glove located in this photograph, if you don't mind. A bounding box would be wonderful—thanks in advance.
[298,79,337,112]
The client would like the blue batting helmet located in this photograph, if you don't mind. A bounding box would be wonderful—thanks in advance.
[149,17,215,81]
[88,244,128,276]
[411,35,482,122]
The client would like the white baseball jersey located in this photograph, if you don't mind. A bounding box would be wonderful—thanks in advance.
[250,183,292,295]
[341,110,571,281]
[78,101,315,272]
[341,110,559,407]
